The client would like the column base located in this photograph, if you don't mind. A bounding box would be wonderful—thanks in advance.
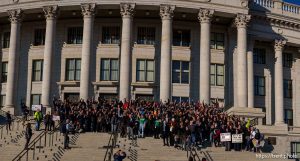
[256,124,288,135]
[2,105,15,115]
[227,106,265,118]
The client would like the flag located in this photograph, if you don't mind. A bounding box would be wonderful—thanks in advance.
[246,118,251,128]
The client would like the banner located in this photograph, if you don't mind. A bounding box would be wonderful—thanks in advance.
[31,105,42,111]
[52,115,60,121]
[220,133,231,142]
[232,134,243,143]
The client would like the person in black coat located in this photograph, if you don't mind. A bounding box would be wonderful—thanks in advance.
[6,111,12,131]
[161,118,170,146]
[25,123,33,150]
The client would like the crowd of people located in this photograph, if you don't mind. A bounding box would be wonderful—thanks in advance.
[15,97,265,154]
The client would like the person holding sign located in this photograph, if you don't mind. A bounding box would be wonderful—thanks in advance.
[233,128,242,151]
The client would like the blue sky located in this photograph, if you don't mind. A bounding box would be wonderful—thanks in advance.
[284,0,300,5]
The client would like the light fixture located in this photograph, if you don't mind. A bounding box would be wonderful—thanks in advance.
[182,13,186,18]
[145,11,150,16]
[216,17,220,22]
[72,11,76,16]
[108,10,113,15]
[37,14,42,18]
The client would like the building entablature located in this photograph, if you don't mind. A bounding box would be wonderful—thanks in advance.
[0,0,249,18]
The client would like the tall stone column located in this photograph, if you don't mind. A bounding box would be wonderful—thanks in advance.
[198,8,214,104]
[5,9,22,114]
[80,3,96,101]
[159,5,175,103]
[274,39,286,125]
[119,3,135,101]
[234,14,250,108]
[247,38,255,108]
[42,6,58,112]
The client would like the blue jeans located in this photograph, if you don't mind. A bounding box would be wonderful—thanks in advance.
[35,121,41,131]
[139,123,145,137]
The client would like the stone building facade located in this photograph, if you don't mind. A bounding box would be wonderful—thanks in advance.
[0,0,300,155]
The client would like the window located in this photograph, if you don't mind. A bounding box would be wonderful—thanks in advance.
[0,95,5,108]
[31,94,41,106]
[254,76,265,96]
[34,29,46,46]
[2,32,10,48]
[172,96,189,102]
[291,142,300,159]
[210,64,224,86]
[285,109,293,126]
[283,53,293,68]
[253,48,266,64]
[137,27,155,45]
[136,59,154,82]
[66,59,81,81]
[100,59,119,81]
[173,29,190,47]
[102,26,120,44]
[67,27,83,44]
[210,33,224,50]
[172,61,189,84]
[1,62,8,83]
[284,79,293,98]
[32,60,43,81]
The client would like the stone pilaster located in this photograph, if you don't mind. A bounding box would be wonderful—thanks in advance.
[234,13,251,108]
[119,3,135,101]
[159,5,175,102]
[274,39,286,125]
[79,3,96,101]
[247,38,255,108]
[4,9,23,114]
[198,8,214,104]
[42,5,58,112]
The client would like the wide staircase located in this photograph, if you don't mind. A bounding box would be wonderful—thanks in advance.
[57,132,111,161]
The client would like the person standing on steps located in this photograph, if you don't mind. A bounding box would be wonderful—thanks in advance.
[6,111,12,131]
[24,123,33,150]
[62,119,70,149]
[113,149,126,161]
[34,109,43,131]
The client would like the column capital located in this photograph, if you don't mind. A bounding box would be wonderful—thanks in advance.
[81,3,96,18]
[7,9,23,23]
[160,5,175,20]
[234,13,251,28]
[198,8,214,23]
[43,5,59,20]
[274,39,286,51]
[120,3,135,18]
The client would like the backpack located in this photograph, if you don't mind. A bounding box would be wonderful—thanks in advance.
[255,132,260,140]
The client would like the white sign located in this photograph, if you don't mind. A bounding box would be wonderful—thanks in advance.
[52,115,60,121]
[220,133,231,142]
[31,105,42,111]
[232,134,243,143]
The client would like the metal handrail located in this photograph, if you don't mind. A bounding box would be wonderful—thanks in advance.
[12,122,61,161]
[187,146,202,161]
[103,123,119,161]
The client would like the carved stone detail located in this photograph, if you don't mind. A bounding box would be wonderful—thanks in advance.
[274,39,286,51]
[234,13,251,28]
[198,8,214,23]
[43,5,59,20]
[8,9,23,23]
[81,3,96,17]
[240,0,249,8]
[120,3,135,18]
[160,5,175,20]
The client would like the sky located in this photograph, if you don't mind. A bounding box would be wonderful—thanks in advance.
[284,0,300,5]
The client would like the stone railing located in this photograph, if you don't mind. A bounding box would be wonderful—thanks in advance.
[251,0,300,19]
